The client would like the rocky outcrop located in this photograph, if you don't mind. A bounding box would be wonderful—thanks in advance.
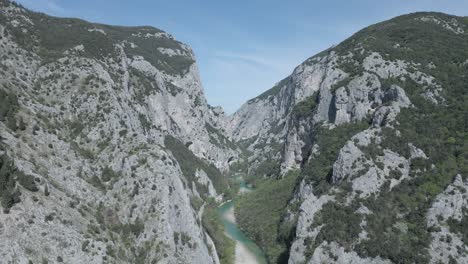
[427,175,468,264]
[228,11,467,264]
[228,46,432,176]
[288,181,334,264]
[0,0,236,263]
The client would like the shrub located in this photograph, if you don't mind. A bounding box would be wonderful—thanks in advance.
[81,240,90,252]
[89,175,105,191]
[301,120,370,195]
[0,154,36,212]
[118,129,127,137]
[312,201,362,251]
[44,213,54,222]
[0,89,20,131]
[447,209,468,245]
[389,169,403,180]
[110,218,145,238]
[68,120,85,138]
[292,91,319,119]
[44,184,50,196]
[101,166,120,182]
[16,171,39,192]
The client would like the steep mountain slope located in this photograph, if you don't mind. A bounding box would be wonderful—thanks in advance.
[229,12,468,263]
[1,1,467,263]
[0,1,238,263]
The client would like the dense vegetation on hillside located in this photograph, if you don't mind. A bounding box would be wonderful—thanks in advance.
[202,201,236,264]
[0,0,193,76]
[336,12,468,65]
[0,151,38,213]
[234,12,468,264]
[303,13,468,263]
[235,171,300,263]
[300,120,371,195]
[448,209,468,246]
[164,136,237,263]
[164,135,235,199]
[0,89,20,131]
[358,50,466,264]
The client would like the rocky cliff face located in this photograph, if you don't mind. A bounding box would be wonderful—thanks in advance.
[0,1,238,263]
[229,12,468,264]
[1,1,467,263]
[228,44,441,177]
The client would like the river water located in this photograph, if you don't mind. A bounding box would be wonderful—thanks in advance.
[217,180,268,264]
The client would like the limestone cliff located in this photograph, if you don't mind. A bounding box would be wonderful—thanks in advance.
[229,12,468,264]
[0,0,237,263]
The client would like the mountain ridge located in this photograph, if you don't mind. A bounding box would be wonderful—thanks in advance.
[0,0,238,263]
[228,10,467,264]
[233,11,467,113]
[0,1,467,263]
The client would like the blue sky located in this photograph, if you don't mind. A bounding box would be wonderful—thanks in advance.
[15,0,468,113]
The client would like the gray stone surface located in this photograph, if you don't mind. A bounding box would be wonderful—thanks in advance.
[0,1,233,262]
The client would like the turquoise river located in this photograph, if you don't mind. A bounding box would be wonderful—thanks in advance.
[216,180,268,264]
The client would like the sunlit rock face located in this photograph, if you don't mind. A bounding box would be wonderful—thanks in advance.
[0,0,240,263]
[228,11,468,264]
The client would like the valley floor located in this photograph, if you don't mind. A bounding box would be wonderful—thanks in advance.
[217,180,267,264]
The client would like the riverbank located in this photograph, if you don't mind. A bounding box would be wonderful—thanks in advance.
[217,179,268,264]
[234,171,300,263]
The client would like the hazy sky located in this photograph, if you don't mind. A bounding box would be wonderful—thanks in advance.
[15,0,468,113]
